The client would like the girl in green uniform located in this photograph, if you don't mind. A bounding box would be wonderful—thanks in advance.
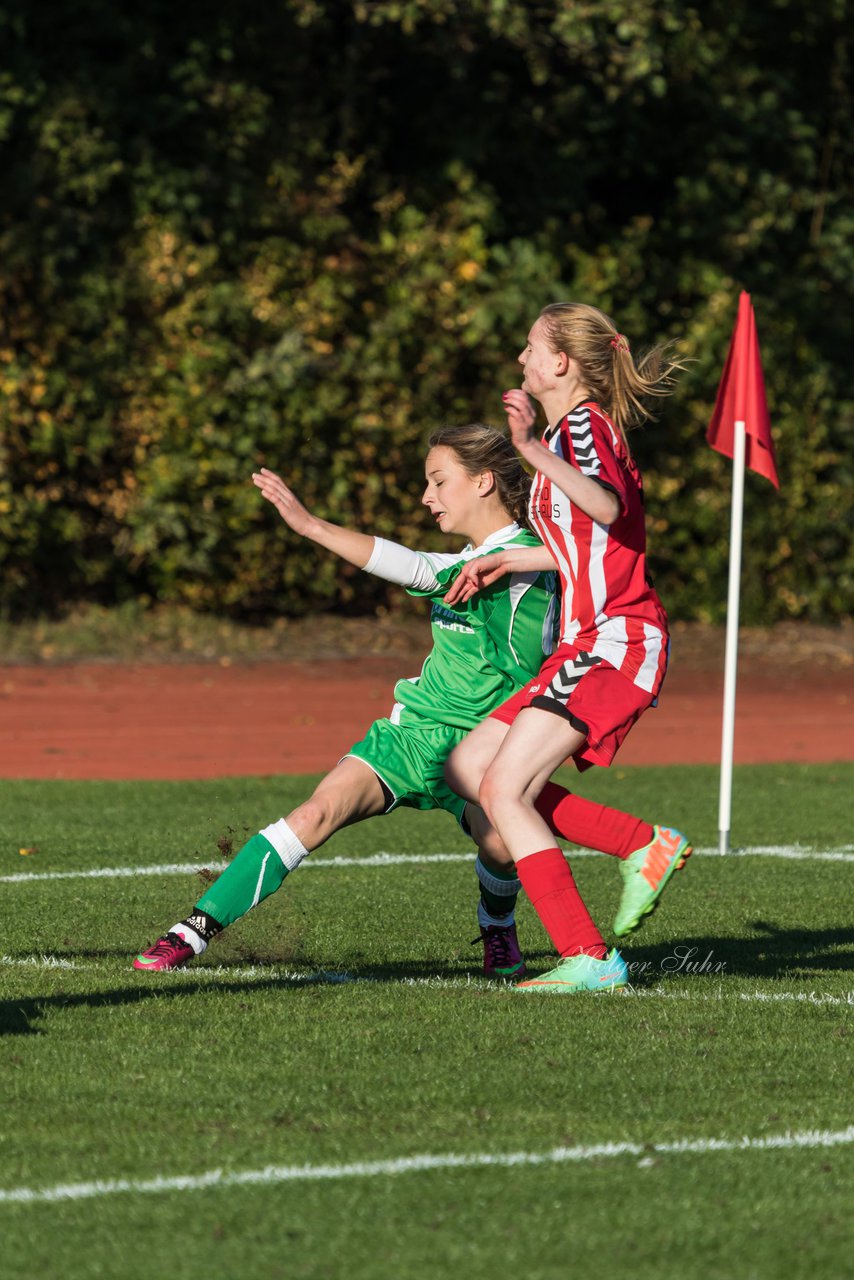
[133,424,556,979]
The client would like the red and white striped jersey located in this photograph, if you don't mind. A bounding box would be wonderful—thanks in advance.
[528,401,669,695]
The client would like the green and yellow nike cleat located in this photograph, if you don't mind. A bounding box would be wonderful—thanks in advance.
[613,825,692,938]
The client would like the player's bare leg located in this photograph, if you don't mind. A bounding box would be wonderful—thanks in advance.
[478,707,583,858]
[285,757,388,847]
[443,716,509,804]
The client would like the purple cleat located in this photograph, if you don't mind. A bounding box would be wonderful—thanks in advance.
[475,923,527,981]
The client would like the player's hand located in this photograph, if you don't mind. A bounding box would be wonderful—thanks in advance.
[443,553,508,605]
[502,389,539,452]
[252,468,314,536]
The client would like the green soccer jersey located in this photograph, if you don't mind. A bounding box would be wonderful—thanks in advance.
[392,524,557,730]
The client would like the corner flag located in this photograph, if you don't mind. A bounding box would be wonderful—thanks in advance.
[709,292,778,856]
[707,291,779,488]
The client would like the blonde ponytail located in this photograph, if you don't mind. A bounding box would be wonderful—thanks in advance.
[539,302,684,456]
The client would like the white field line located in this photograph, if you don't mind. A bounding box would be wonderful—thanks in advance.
[0,954,82,970]
[1,1125,852,1206]
[632,987,854,1008]
[2,951,853,1008]
[1,859,228,885]
[2,843,854,886]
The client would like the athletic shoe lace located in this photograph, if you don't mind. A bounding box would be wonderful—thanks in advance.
[472,927,514,967]
[150,932,186,957]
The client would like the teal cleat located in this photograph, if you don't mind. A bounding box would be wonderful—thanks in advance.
[515,948,628,993]
[613,825,692,938]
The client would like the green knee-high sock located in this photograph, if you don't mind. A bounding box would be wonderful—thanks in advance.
[195,833,289,929]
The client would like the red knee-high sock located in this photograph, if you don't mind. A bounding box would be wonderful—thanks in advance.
[516,848,607,959]
[536,781,653,859]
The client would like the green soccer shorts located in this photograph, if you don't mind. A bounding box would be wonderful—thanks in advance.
[344,707,469,826]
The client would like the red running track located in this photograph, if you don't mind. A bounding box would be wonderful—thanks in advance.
[1,659,851,779]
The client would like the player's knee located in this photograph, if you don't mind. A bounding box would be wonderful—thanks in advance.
[479,764,523,829]
[288,791,336,844]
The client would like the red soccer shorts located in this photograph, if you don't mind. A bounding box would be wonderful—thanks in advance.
[490,643,658,771]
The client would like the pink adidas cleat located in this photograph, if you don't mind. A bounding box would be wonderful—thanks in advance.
[133,931,195,972]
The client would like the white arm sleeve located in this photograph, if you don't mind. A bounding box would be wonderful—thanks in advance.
[363,537,459,592]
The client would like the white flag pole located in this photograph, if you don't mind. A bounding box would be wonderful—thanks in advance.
[718,420,746,855]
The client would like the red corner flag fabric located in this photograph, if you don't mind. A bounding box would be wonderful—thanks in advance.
[707,291,779,489]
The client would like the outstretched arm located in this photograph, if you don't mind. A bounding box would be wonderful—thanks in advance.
[443,544,556,606]
[252,468,375,569]
[253,467,448,590]
[503,389,620,526]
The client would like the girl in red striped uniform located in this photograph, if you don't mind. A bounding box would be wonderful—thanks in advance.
[444,302,692,992]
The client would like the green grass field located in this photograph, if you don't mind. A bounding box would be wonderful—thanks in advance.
[1,763,852,1280]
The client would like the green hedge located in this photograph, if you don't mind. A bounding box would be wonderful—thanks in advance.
[0,1,851,622]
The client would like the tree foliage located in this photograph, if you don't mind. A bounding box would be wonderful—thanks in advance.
[0,0,851,622]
